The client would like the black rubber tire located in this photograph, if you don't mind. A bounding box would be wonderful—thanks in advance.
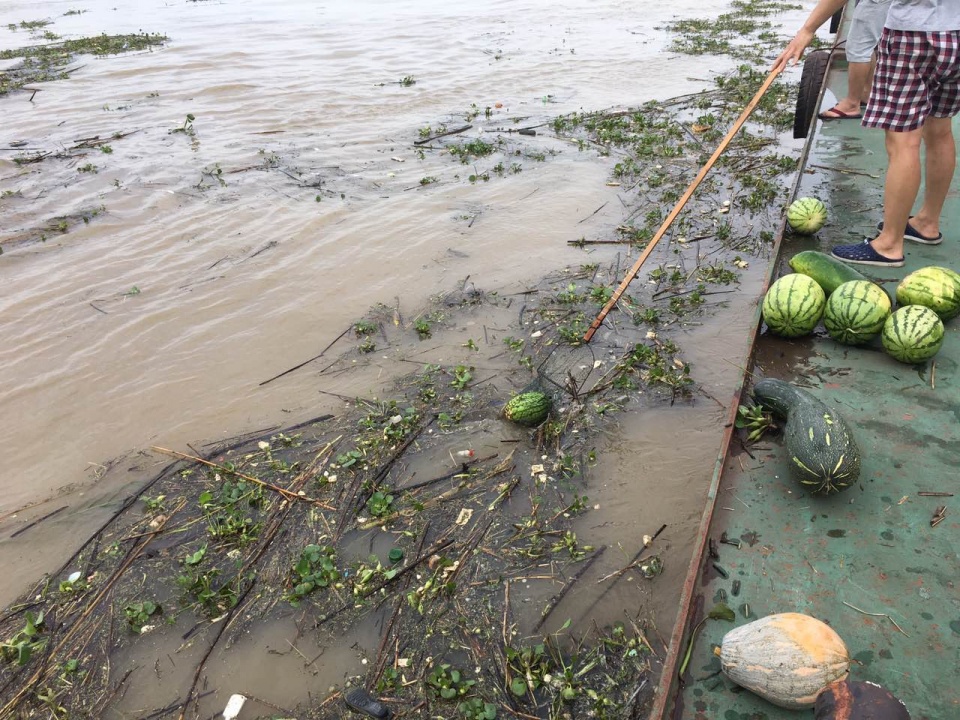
[793,50,831,139]
[829,8,843,34]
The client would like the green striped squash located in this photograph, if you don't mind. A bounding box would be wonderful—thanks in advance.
[882,305,944,364]
[786,197,827,234]
[897,267,960,320]
[761,274,826,338]
[753,379,860,495]
[822,280,891,345]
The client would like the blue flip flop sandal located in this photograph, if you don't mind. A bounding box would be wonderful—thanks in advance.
[877,220,943,245]
[831,239,904,268]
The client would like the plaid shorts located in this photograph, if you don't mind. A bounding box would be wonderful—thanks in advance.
[863,29,960,131]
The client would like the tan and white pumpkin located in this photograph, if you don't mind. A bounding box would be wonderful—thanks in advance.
[716,612,850,709]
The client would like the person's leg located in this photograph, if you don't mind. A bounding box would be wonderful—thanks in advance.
[870,127,924,260]
[910,113,957,239]
[819,60,872,117]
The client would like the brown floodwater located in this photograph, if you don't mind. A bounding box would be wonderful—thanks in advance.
[0,0,811,715]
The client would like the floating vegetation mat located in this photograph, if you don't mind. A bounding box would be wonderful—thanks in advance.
[0,32,168,96]
[0,257,709,719]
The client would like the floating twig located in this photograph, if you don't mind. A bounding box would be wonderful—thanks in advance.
[8,505,68,539]
[597,523,667,583]
[414,124,472,146]
[258,325,353,386]
[577,202,608,224]
[533,546,606,633]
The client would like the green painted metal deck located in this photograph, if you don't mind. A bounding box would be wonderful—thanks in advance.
[660,49,960,720]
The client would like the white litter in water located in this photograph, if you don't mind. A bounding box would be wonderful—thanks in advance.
[222,694,247,720]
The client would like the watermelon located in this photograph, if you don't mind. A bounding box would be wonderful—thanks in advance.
[896,267,960,321]
[762,274,826,337]
[503,391,551,426]
[881,306,944,364]
[822,280,891,345]
[786,197,827,234]
[928,265,960,290]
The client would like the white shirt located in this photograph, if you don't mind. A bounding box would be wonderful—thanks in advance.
[886,0,960,30]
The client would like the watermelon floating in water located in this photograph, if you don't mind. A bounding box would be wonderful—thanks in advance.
[823,280,891,345]
[896,266,960,321]
[762,273,826,338]
[502,391,551,426]
[787,197,828,234]
[882,305,944,364]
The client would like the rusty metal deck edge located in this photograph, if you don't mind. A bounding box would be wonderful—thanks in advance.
[646,36,847,720]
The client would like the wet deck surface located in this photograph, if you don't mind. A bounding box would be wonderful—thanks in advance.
[668,63,960,719]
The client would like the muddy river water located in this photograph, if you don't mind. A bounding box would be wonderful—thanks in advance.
[1,0,812,713]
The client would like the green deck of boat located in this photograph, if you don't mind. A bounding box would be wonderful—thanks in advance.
[665,50,960,720]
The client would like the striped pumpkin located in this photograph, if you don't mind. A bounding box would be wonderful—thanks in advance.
[896,267,960,321]
[762,274,826,338]
[822,280,891,345]
[882,306,944,364]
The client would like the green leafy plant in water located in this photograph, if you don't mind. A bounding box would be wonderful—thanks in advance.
[506,641,552,698]
[285,544,340,606]
[353,320,377,337]
[556,283,585,304]
[427,663,476,700]
[351,555,398,597]
[414,317,432,337]
[177,568,242,617]
[58,571,86,595]
[199,479,263,546]
[123,601,160,633]
[170,113,195,135]
[503,336,524,352]
[589,285,614,306]
[451,364,472,389]
[1,612,46,666]
[458,697,497,719]
[366,490,394,517]
[557,313,589,345]
[550,531,593,561]
[406,556,455,614]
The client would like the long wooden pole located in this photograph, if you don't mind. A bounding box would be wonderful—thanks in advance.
[583,66,783,343]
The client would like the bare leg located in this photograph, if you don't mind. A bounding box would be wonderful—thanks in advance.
[821,61,873,116]
[871,127,924,259]
[911,116,956,238]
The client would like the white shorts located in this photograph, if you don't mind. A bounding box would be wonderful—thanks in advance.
[846,0,893,63]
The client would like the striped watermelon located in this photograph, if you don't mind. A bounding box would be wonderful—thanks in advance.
[929,265,960,290]
[762,274,826,338]
[898,267,960,320]
[822,280,891,345]
[882,306,944,364]
[786,197,827,234]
